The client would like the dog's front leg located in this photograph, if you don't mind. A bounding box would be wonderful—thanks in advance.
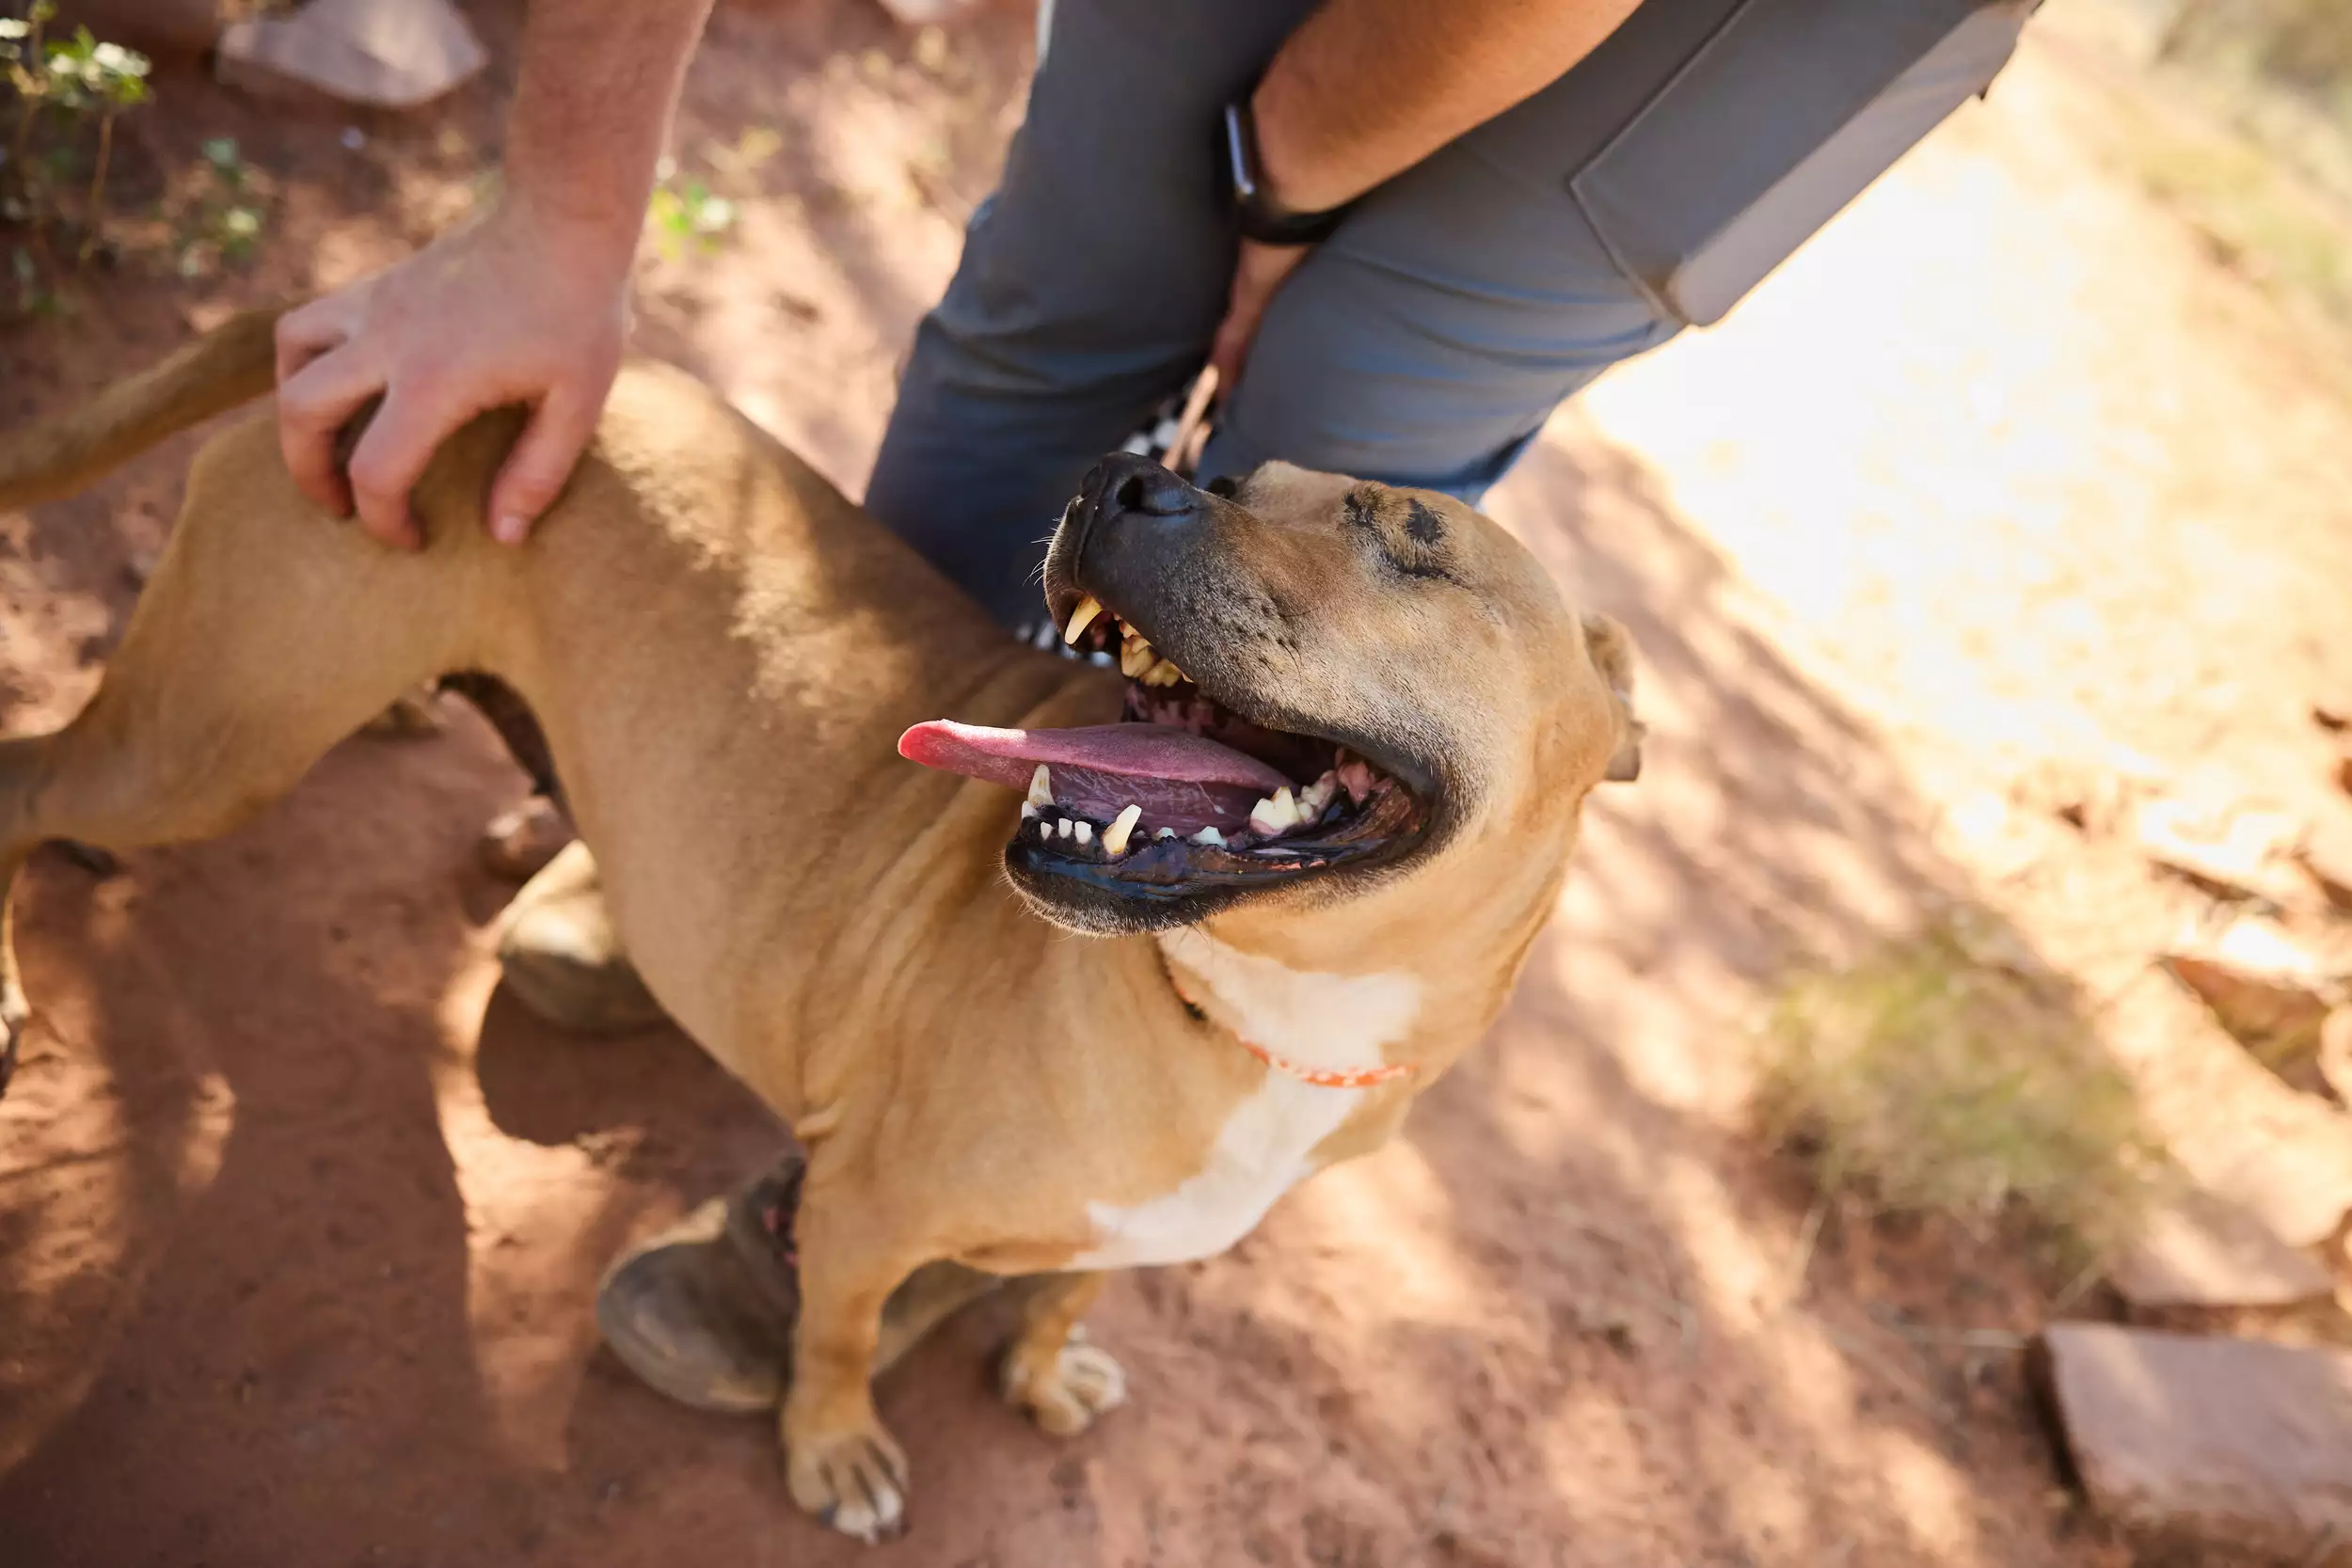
[997,1271,1126,1437]
[780,1202,919,1544]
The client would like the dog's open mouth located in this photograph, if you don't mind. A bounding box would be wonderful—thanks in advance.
[898,593,1431,903]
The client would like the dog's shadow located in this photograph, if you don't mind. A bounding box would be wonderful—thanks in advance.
[473,981,760,1153]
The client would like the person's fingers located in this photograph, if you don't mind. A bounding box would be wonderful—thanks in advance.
[1211,241,1311,401]
[1208,304,1258,396]
[343,380,478,551]
[272,295,350,387]
[486,381,604,545]
[275,345,389,519]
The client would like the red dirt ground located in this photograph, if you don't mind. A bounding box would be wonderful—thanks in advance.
[6,3,2351,1564]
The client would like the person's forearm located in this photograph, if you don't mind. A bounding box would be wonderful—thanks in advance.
[1252,0,1642,214]
[501,0,718,256]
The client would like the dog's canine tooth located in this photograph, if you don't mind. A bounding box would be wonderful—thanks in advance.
[1027,765,1055,808]
[1073,820,1093,846]
[1192,826,1224,846]
[1248,787,1300,836]
[1102,803,1142,858]
[1120,641,1156,678]
[1062,594,1104,644]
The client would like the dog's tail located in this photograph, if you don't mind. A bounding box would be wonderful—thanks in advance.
[0,305,288,512]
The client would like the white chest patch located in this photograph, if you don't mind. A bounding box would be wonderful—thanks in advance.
[1072,931,1422,1270]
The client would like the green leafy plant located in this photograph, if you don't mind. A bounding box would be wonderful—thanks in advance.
[644,153,738,259]
[171,135,268,278]
[1,1,151,297]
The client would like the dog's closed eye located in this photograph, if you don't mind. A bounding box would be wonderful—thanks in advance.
[1344,488,1454,583]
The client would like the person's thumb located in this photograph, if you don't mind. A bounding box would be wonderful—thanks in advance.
[1208,309,1251,403]
[487,385,603,545]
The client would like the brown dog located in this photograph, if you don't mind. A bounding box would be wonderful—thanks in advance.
[0,311,1640,1541]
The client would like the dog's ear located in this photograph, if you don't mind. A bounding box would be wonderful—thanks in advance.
[1581,612,1645,784]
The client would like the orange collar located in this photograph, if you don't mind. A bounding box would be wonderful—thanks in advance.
[1165,968,1420,1090]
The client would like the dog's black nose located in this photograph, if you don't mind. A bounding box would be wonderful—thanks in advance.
[1086,452,1198,520]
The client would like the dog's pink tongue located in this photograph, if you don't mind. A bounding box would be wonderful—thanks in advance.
[900,721,1291,791]
[898,721,1292,832]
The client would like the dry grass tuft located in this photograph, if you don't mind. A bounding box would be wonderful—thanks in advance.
[1756,923,2163,1274]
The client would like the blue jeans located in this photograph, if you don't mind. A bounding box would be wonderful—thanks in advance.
[864,0,2029,628]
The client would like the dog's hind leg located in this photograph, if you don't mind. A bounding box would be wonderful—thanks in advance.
[0,420,485,1087]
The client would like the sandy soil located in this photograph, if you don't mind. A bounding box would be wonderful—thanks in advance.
[5,3,2350,1563]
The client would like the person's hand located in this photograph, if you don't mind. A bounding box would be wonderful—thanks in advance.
[1207,238,1311,398]
[274,198,635,550]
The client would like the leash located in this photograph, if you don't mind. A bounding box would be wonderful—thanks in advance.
[1163,965,1419,1091]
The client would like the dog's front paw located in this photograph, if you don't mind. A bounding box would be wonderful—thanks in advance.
[1001,1330,1126,1437]
[785,1420,910,1544]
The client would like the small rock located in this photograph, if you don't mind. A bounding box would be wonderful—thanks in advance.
[2110,1187,2334,1310]
[2038,1323,2352,1560]
[215,0,485,110]
[2136,796,2310,905]
[2161,919,2344,1047]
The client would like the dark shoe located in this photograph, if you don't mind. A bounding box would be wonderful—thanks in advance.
[596,1154,1008,1414]
[596,1156,808,1414]
[496,840,667,1033]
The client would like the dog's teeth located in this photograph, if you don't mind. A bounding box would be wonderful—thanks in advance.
[1027,765,1055,808]
[1249,788,1300,836]
[1063,594,1104,645]
[1120,641,1157,678]
[1143,659,1184,688]
[1057,817,1075,840]
[1299,772,1338,818]
[1192,827,1225,847]
[1073,820,1093,846]
[1102,804,1141,858]
[1155,827,1176,840]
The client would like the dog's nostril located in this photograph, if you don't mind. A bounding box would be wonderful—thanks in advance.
[1114,472,1149,512]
